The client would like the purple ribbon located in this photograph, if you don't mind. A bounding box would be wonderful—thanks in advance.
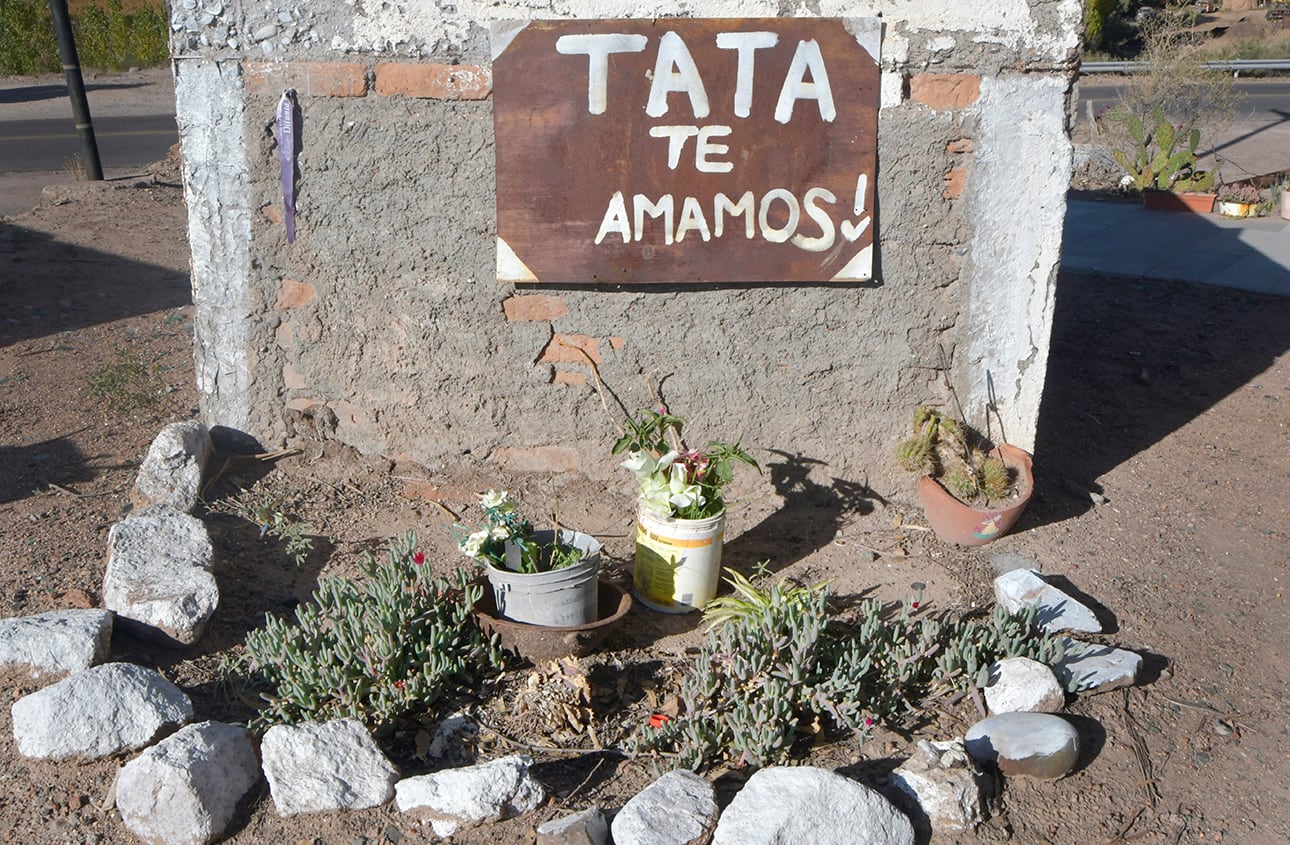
[276,89,298,243]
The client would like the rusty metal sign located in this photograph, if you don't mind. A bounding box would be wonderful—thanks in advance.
[492,18,881,285]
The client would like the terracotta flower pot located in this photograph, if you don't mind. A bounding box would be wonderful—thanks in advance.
[916,444,1034,546]
[1141,189,1216,213]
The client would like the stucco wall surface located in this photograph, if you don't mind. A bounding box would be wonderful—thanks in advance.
[171,0,1080,492]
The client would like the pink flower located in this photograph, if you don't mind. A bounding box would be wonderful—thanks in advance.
[413,551,426,566]
[864,717,875,728]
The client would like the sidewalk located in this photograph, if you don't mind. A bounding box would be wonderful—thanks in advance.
[0,68,176,217]
[1061,197,1290,297]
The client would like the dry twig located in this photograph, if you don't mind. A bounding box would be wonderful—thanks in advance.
[1120,688,1161,807]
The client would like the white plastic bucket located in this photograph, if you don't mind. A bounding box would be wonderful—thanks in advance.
[633,507,725,614]
[487,529,601,626]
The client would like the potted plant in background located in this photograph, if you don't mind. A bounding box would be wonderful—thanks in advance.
[1216,182,1265,218]
[614,407,759,614]
[457,490,601,627]
[897,406,1033,546]
[1101,9,1239,214]
[1109,106,1217,212]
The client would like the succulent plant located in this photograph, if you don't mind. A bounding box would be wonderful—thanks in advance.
[243,533,507,731]
[1109,105,1216,193]
[631,573,1063,772]
[897,406,1017,506]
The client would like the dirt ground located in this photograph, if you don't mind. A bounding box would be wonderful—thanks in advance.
[1,166,1288,845]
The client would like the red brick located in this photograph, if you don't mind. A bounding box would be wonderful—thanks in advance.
[910,74,981,110]
[282,362,306,390]
[503,294,568,321]
[261,203,283,225]
[275,321,296,351]
[330,400,372,427]
[943,166,968,200]
[375,63,492,100]
[401,479,475,505]
[538,333,601,365]
[244,61,369,97]
[553,370,589,387]
[493,446,578,474]
[277,279,316,309]
[946,138,975,154]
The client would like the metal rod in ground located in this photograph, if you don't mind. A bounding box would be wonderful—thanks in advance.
[47,0,104,181]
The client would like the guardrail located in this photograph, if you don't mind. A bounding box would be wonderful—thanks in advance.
[1082,59,1290,74]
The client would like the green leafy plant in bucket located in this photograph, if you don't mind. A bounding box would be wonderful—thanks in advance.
[614,407,759,520]
[456,490,584,574]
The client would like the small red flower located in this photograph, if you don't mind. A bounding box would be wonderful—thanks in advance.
[864,717,875,728]
[394,680,405,690]
[413,551,426,566]
[649,713,671,728]
[911,601,920,610]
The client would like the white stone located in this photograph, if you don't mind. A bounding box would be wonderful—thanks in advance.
[712,766,914,845]
[984,656,1066,713]
[103,506,218,646]
[0,609,112,679]
[537,805,609,845]
[117,721,260,845]
[261,718,398,816]
[131,420,213,513]
[612,770,716,845]
[1054,638,1142,694]
[11,662,192,760]
[891,739,982,833]
[395,754,545,837]
[993,569,1102,634]
[964,712,1080,780]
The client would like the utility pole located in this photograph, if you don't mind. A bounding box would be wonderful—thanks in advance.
[47,0,104,181]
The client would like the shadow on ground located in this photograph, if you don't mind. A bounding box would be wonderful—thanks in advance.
[723,449,884,576]
[1027,269,1290,528]
[0,219,190,348]
[0,81,151,105]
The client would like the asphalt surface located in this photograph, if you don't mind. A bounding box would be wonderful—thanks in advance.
[0,114,178,172]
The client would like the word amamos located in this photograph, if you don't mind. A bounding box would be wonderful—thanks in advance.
[557,30,870,256]
[594,182,870,254]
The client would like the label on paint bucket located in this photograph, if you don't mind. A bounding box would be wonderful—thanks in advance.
[633,510,725,612]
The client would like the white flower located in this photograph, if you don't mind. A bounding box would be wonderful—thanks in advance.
[480,489,509,509]
[459,529,490,559]
[656,450,680,471]
[620,451,654,478]
[666,462,705,511]
[637,473,672,515]
[489,525,511,541]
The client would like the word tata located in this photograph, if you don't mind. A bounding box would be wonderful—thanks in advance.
[556,30,870,253]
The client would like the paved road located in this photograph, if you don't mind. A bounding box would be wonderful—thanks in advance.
[1079,79,1290,120]
[0,114,177,172]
